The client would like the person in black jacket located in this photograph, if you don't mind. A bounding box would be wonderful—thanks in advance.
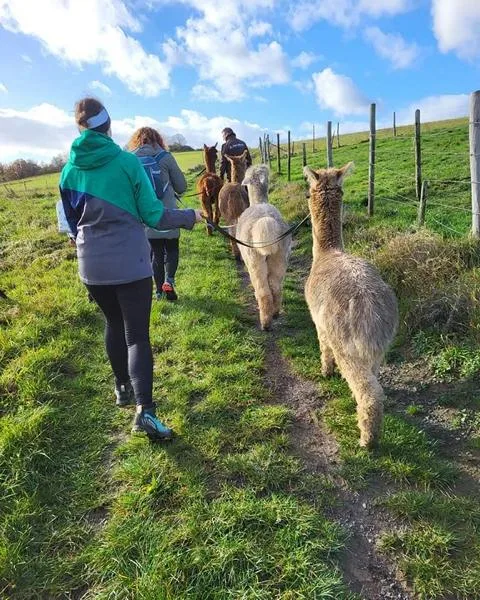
[220,128,252,182]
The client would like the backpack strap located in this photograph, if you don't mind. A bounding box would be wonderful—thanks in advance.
[154,150,168,162]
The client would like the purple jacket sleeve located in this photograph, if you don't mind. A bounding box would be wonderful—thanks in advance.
[153,208,196,231]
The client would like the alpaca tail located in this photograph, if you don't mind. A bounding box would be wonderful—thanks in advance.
[252,217,288,256]
[334,354,385,449]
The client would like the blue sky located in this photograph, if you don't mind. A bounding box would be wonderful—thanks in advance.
[0,0,479,162]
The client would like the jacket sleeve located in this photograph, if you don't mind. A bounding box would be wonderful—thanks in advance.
[153,208,196,232]
[245,147,253,168]
[132,157,165,227]
[220,143,227,179]
[166,154,187,195]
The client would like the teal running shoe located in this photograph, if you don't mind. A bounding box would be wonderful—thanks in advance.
[132,404,173,441]
[115,381,135,408]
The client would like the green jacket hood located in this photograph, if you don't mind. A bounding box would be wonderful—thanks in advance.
[69,130,121,170]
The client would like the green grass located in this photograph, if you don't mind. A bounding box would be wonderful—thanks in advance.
[0,175,353,598]
[268,117,480,598]
[1,117,479,599]
[1,150,203,200]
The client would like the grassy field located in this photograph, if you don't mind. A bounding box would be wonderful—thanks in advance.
[1,118,479,599]
[0,149,203,200]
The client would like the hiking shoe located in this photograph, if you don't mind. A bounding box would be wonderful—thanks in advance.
[131,404,173,441]
[115,381,135,407]
[161,282,178,302]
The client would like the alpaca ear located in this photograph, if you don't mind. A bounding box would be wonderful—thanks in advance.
[203,144,208,150]
[303,166,319,185]
[214,142,218,148]
[337,162,355,186]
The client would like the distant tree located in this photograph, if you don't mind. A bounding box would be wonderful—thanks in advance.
[167,133,187,147]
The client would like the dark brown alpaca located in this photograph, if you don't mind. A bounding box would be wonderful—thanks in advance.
[218,150,249,259]
[197,144,223,236]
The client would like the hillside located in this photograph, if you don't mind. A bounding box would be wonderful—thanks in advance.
[1,117,479,599]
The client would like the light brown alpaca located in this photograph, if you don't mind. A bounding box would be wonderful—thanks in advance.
[197,144,223,236]
[237,165,291,330]
[218,150,249,259]
[304,162,398,448]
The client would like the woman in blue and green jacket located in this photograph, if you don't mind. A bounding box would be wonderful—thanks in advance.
[60,97,203,441]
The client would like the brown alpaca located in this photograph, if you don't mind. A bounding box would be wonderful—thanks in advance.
[304,162,398,448]
[197,144,223,236]
[218,150,249,259]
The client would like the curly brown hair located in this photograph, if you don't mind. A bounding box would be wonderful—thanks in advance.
[127,127,168,151]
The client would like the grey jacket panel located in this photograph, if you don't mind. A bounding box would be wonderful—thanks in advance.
[76,197,153,285]
[135,144,188,239]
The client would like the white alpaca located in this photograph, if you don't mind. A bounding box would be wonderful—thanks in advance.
[237,165,291,330]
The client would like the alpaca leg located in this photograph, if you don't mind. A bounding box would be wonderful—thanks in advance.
[266,252,287,318]
[231,239,241,261]
[245,254,274,330]
[202,193,213,236]
[213,195,220,226]
[334,354,385,448]
[315,325,335,377]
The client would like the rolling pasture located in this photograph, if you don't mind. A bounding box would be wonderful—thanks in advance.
[1,119,479,599]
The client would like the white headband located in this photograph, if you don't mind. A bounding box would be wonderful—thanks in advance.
[86,108,110,129]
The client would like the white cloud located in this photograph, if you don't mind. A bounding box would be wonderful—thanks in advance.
[431,0,480,60]
[0,82,7,93]
[21,54,32,63]
[89,80,112,96]
[293,79,314,94]
[396,93,469,125]
[312,68,371,116]
[290,0,412,32]
[364,26,420,69]
[291,51,320,69]
[247,20,272,37]
[0,102,266,162]
[0,0,170,96]
[163,0,288,102]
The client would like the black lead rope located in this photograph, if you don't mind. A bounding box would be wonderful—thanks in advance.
[203,214,310,249]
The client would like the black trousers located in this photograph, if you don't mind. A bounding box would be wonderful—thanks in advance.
[86,277,153,406]
[149,237,179,291]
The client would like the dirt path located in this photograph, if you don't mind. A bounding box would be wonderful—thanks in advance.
[236,262,412,600]
[264,335,412,600]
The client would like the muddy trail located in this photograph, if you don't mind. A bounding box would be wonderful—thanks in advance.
[235,262,412,600]
[264,335,412,600]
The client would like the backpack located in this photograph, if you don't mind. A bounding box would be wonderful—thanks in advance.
[138,150,169,199]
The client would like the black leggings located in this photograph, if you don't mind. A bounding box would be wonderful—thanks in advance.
[86,277,153,407]
[149,237,179,292]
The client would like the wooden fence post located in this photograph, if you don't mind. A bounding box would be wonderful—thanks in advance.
[312,124,315,153]
[276,133,281,174]
[337,122,340,148]
[470,90,480,237]
[267,135,272,169]
[287,130,291,182]
[292,141,295,156]
[259,136,263,163]
[368,103,376,217]
[415,109,422,200]
[302,143,307,167]
[417,180,428,227]
[393,112,397,137]
[326,121,333,167]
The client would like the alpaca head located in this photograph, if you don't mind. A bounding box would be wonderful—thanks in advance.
[203,143,218,161]
[203,143,218,173]
[303,162,354,215]
[242,165,269,202]
[226,150,249,182]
